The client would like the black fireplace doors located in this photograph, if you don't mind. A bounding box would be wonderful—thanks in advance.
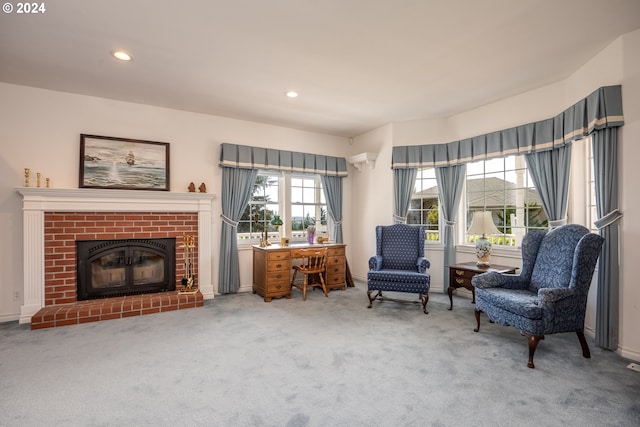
[76,238,176,300]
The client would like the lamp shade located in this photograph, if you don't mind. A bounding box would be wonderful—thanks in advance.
[468,211,500,236]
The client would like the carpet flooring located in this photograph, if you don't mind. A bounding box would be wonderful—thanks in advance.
[1,284,639,426]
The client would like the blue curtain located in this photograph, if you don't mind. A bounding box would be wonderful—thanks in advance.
[393,168,417,223]
[320,175,344,243]
[525,144,572,229]
[593,128,622,350]
[435,164,466,290]
[218,167,259,294]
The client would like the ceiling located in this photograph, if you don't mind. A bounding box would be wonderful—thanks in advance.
[1,1,639,138]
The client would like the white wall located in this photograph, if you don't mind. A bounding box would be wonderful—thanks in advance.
[0,83,351,320]
[363,29,639,361]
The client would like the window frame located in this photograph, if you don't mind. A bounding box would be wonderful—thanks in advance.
[408,167,441,243]
[237,171,330,244]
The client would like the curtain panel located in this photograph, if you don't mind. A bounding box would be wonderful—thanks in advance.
[220,143,348,177]
[391,85,623,169]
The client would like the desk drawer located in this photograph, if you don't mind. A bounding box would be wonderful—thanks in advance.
[327,247,345,257]
[451,268,476,280]
[267,271,290,283]
[450,275,472,287]
[326,273,345,287]
[267,259,291,272]
[266,278,290,293]
[326,261,346,275]
[267,251,291,261]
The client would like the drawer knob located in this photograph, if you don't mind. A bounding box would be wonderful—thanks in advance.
[276,274,282,279]
[455,270,464,276]
[455,278,465,284]
[276,284,282,289]
[276,263,282,268]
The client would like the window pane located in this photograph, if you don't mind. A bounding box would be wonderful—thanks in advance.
[410,167,439,241]
[466,156,548,247]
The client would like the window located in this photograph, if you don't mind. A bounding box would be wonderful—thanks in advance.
[238,173,280,240]
[408,168,440,241]
[585,137,598,233]
[238,173,328,242]
[465,155,547,247]
[291,176,327,238]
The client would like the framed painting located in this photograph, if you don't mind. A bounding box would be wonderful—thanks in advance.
[79,134,170,191]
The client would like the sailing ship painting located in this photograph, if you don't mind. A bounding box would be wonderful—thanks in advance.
[80,135,169,190]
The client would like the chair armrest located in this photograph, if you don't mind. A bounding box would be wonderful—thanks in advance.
[472,271,528,290]
[537,287,575,306]
[369,256,382,271]
[417,257,430,273]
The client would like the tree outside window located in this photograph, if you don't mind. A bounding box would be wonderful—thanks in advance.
[238,174,279,239]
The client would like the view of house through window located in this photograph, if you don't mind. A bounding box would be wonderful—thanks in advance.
[465,155,547,246]
[408,155,548,247]
[237,173,327,242]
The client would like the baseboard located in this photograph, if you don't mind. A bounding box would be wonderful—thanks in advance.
[0,313,20,323]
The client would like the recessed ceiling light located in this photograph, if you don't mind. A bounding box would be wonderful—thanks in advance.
[285,91,299,98]
[112,50,132,61]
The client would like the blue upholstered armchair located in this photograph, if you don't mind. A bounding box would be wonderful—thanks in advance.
[472,224,604,368]
[367,224,431,314]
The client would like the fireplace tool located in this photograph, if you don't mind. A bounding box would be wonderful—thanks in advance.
[179,234,198,294]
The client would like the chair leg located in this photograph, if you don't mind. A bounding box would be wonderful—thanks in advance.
[420,293,429,314]
[576,331,591,359]
[302,275,308,301]
[367,290,380,308]
[473,308,482,332]
[319,275,328,297]
[522,333,544,369]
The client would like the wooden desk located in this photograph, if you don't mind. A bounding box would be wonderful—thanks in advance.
[252,243,347,302]
[448,262,517,310]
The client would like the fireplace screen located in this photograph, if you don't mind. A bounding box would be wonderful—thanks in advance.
[77,238,176,300]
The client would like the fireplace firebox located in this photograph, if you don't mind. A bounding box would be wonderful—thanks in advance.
[77,238,176,300]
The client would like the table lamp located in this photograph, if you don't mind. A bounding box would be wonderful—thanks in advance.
[468,211,500,266]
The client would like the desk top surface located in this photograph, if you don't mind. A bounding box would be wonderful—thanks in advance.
[253,242,346,251]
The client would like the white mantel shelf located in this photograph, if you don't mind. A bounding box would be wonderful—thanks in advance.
[16,187,216,324]
[17,187,215,211]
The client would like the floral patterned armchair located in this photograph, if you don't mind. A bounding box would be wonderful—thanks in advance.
[472,224,604,368]
[367,224,431,314]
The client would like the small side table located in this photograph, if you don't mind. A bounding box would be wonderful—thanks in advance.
[448,262,517,310]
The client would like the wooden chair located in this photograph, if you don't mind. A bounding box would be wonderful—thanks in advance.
[291,247,328,301]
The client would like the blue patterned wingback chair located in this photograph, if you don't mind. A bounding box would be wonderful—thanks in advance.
[472,224,604,368]
[367,224,431,314]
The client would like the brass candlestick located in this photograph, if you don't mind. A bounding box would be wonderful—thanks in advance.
[24,168,30,187]
[254,210,270,247]
[36,173,41,188]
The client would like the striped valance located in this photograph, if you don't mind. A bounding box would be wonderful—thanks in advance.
[219,143,348,177]
[392,85,624,169]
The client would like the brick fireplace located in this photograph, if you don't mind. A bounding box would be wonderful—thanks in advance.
[17,188,215,328]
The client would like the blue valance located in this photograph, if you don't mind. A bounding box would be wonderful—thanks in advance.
[219,143,348,177]
[392,85,624,169]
